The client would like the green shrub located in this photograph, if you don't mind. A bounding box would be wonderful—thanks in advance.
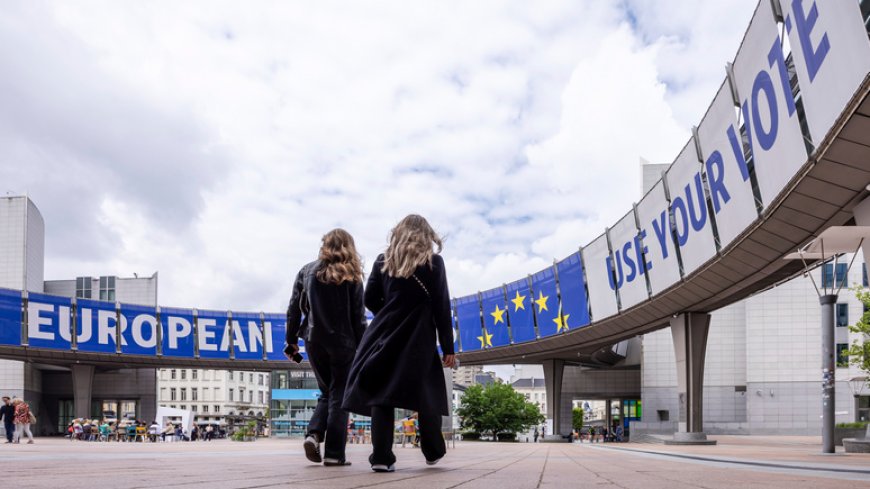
[460,431,481,440]
[496,433,517,442]
[836,421,869,429]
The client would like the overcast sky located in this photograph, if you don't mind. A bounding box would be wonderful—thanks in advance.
[2,1,757,316]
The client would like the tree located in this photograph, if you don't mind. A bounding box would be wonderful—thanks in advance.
[456,382,545,440]
[848,287,870,373]
[572,407,584,431]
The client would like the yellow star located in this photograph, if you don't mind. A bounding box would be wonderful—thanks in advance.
[477,330,493,348]
[511,291,526,311]
[535,291,549,313]
[553,313,570,333]
[491,305,506,325]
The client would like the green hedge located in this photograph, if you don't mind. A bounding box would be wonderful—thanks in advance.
[496,433,517,442]
[836,421,870,429]
[461,432,481,440]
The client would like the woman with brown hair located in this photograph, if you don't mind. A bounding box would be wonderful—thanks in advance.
[286,228,366,467]
[343,214,455,472]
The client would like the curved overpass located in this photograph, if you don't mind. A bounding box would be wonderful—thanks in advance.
[1,1,869,374]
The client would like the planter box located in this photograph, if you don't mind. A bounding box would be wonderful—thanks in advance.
[834,428,866,446]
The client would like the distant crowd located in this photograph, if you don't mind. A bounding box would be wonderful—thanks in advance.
[68,419,226,442]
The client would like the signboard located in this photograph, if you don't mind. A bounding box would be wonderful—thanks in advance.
[530,266,562,337]
[635,180,682,295]
[160,307,195,358]
[119,303,158,356]
[0,289,21,346]
[232,311,265,360]
[695,82,760,247]
[265,313,294,361]
[505,278,536,343]
[731,0,808,209]
[603,211,650,310]
[26,292,72,351]
[195,309,231,359]
[664,139,718,273]
[779,0,870,145]
[481,287,510,347]
[75,298,118,354]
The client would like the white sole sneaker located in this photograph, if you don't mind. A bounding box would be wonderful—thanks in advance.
[371,463,395,472]
[426,456,443,466]
[303,436,322,463]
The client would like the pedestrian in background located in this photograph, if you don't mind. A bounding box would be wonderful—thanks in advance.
[287,229,366,467]
[343,214,456,473]
[12,398,34,444]
[0,396,14,444]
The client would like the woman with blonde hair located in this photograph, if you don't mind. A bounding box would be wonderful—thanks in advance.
[12,398,34,444]
[343,214,455,472]
[286,228,366,467]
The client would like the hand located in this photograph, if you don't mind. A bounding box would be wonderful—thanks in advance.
[442,354,456,368]
[284,343,299,361]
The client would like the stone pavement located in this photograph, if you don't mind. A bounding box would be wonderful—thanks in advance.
[4,436,870,488]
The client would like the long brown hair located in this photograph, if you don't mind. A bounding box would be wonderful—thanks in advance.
[382,214,442,278]
[316,229,363,284]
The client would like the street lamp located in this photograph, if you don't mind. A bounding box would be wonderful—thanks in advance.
[785,226,870,454]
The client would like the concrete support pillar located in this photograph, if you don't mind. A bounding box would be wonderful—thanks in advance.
[605,399,612,432]
[670,312,713,443]
[71,364,94,419]
[542,359,566,439]
[820,294,837,454]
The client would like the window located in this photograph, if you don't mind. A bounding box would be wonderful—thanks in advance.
[160,388,167,400]
[98,276,116,302]
[837,343,850,367]
[864,264,868,287]
[229,389,234,402]
[191,405,198,412]
[259,391,264,404]
[170,388,177,401]
[171,369,177,380]
[837,304,849,327]
[75,277,93,299]
[248,390,253,403]
[239,388,245,402]
[249,373,254,383]
[181,388,188,401]
[192,388,198,401]
[181,369,187,380]
[203,387,209,401]
[170,405,176,409]
[258,374,264,386]
[203,405,209,413]
[214,405,220,413]
[192,370,198,380]
[822,263,848,288]
[180,405,186,410]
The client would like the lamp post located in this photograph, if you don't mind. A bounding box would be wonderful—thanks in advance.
[785,226,870,454]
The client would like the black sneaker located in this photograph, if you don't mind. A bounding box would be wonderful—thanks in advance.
[323,458,352,466]
[303,435,322,463]
[369,453,396,472]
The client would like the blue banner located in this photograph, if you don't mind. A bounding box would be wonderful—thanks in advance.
[556,253,591,330]
[196,309,231,359]
[120,303,158,356]
[232,311,264,360]
[160,307,195,358]
[481,286,510,347]
[26,292,72,350]
[0,289,21,346]
[265,313,291,361]
[75,298,118,354]
[455,295,483,352]
[530,267,561,337]
[505,278,536,343]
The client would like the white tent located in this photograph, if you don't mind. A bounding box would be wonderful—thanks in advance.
[155,406,193,436]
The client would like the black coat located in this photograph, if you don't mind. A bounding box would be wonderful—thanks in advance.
[0,403,12,424]
[286,260,366,350]
[342,254,454,417]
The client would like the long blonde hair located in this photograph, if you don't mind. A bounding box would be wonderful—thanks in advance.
[316,229,364,285]
[382,215,442,278]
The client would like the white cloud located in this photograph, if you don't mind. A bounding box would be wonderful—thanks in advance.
[1,1,760,311]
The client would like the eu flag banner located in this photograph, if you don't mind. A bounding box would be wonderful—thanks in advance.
[0,289,21,346]
[120,303,158,356]
[455,294,483,352]
[75,298,119,354]
[481,286,510,347]
[505,278,536,343]
[26,292,72,351]
[530,266,562,337]
[232,311,264,360]
[160,307,196,358]
[556,253,591,330]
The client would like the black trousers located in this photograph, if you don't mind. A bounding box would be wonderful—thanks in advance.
[4,422,13,442]
[370,406,445,465]
[307,341,354,461]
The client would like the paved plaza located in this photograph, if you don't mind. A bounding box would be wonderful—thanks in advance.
[5,436,870,488]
